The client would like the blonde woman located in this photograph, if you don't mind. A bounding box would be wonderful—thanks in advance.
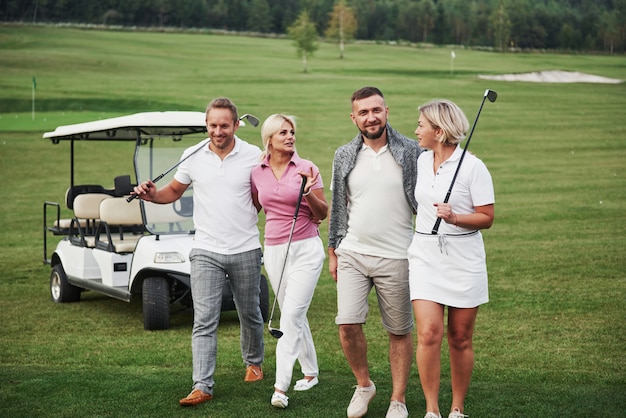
[251,114,328,409]
[409,99,495,418]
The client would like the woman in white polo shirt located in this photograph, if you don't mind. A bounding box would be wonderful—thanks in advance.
[251,114,328,409]
[408,99,495,418]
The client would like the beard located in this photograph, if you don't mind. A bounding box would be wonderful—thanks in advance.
[211,133,235,150]
[360,124,386,140]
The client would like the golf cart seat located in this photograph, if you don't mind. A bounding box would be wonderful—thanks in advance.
[66,184,114,209]
[68,193,112,248]
[52,176,135,232]
[47,184,112,235]
[95,197,145,253]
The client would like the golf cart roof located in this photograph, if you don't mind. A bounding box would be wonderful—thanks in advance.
[43,111,207,142]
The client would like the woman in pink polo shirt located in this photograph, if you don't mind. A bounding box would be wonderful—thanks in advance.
[251,114,328,409]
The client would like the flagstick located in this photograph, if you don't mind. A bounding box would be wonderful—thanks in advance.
[450,50,455,76]
[32,77,36,121]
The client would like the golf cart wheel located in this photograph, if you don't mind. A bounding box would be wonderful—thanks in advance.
[142,276,170,331]
[260,274,269,323]
[50,264,81,303]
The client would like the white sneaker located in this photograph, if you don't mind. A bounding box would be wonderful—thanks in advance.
[386,400,408,418]
[425,413,442,418]
[293,376,319,391]
[448,408,468,418]
[347,381,376,418]
[271,391,288,409]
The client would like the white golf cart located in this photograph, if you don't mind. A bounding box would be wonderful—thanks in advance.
[42,111,269,330]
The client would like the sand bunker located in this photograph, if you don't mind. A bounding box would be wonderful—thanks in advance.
[478,70,623,84]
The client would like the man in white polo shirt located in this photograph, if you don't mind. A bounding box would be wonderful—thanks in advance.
[328,87,422,418]
[132,97,265,406]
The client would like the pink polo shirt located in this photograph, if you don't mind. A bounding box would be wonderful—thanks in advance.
[251,152,324,246]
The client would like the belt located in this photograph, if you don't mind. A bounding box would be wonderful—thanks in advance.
[414,230,479,254]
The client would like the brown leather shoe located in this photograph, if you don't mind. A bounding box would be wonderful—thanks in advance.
[244,365,263,382]
[179,388,213,406]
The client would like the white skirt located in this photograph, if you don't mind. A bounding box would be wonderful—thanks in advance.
[408,231,489,308]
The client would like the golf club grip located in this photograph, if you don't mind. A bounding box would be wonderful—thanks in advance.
[126,183,155,202]
[431,184,455,234]
[293,175,307,219]
[126,177,160,203]
[431,217,443,234]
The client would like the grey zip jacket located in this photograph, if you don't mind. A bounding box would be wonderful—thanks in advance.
[328,124,422,250]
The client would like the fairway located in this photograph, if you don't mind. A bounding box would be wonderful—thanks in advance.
[1,24,625,417]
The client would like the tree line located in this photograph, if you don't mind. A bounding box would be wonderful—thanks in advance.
[3,0,626,53]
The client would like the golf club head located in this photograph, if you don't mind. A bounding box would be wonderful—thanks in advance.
[485,89,498,103]
[268,321,283,339]
[240,113,260,127]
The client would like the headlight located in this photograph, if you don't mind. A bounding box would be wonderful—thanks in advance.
[154,252,185,263]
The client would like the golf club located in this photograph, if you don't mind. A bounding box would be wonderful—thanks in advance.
[267,175,307,339]
[431,89,497,234]
[127,113,259,202]
[239,113,260,128]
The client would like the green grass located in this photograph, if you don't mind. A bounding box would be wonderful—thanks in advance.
[1,23,625,417]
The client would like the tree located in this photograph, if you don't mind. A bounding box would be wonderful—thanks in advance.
[268,0,300,33]
[490,0,511,51]
[614,0,626,52]
[507,0,535,48]
[247,0,272,33]
[416,0,436,42]
[154,0,172,28]
[301,0,336,33]
[287,11,319,73]
[207,0,228,29]
[446,0,472,45]
[559,23,581,50]
[351,0,392,41]
[168,0,208,27]
[396,0,420,42]
[0,0,621,52]
[324,0,357,58]
[599,9,620,53]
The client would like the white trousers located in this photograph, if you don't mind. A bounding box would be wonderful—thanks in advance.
[264,236,325,392]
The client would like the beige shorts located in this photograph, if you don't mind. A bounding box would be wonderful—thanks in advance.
[335,248,414,335]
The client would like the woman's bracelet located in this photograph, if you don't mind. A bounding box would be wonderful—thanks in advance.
[303,189,311,197]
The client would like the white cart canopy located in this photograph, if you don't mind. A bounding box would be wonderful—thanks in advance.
[43,111,208,141]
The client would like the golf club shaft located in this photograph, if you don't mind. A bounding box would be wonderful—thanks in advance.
[268,175,307,331]
[126,114,259,203]
[126,140,208,202]
[431,90,495,234]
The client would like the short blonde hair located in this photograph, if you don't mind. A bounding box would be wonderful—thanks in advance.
[260,114,297,160]
[418,99,469,146]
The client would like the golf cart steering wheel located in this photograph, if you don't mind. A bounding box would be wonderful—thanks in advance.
[173,196,194,217]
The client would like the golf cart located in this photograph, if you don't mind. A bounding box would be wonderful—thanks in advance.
[42,111,269,330]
